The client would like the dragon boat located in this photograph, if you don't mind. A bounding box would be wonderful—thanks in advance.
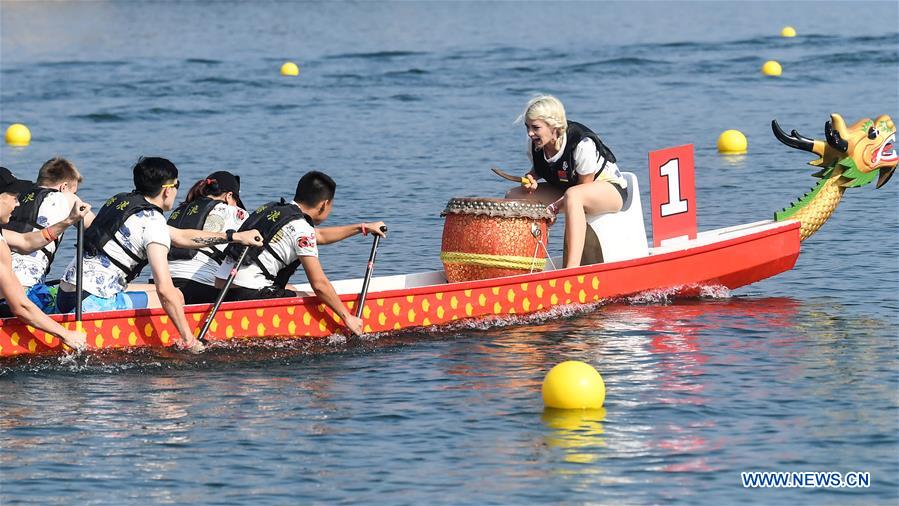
[1,113,895,358]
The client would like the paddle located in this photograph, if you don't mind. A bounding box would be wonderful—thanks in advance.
[491,166,529,185]
[75,218,84,322]
[355,225,388,319]
[197,245,250,343]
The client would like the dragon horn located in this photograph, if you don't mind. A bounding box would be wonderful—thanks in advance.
[876,166,896,189]
[824,114,849,152]
[772,120,815,152]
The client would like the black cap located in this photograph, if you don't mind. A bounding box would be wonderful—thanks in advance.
[206,170,244,209]
[0,167,33,195]
[206,171,240,194]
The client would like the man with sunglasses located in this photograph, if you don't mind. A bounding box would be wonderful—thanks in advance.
[56,157,262,353]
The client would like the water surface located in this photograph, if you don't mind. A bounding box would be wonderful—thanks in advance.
[1,2,897,504]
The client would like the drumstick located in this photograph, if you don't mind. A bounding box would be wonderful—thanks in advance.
[491,167,529,185]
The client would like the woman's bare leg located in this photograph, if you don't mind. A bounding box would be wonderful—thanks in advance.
[562,182,624,268]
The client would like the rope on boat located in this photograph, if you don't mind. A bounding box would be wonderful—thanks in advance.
[536,240,557,271]
[439,251,548,271]
[530,238,542,273]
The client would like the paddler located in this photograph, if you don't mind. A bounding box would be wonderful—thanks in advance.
[506,95,628,268]
[5,157,96,312]
[0,166,88,350]
[167,170,249,304]
[54,157,263,353]
[216,171,386,337]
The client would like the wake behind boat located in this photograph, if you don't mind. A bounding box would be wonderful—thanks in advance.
[1,113,894,358]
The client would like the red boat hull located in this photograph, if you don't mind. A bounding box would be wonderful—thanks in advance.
[0,220,801,358]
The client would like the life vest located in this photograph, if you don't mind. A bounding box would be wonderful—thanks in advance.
[531,121,617,191]
[83,192,164,282]
[224,199,313,288]
[166,197,225,263]
[5,186,61,275]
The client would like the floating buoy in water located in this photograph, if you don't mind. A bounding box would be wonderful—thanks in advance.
[280,61,300,76]
[781,26,797,37]
[5,123,31,146]
[762,60,782,76]
[717,129,748,154]
[542,361,605,409]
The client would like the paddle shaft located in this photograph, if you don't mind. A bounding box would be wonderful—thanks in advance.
[198,245,250,343]
[75,220,84,321]
[355,225,388,319]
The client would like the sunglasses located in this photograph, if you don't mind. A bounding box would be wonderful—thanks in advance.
[161,180,180,190]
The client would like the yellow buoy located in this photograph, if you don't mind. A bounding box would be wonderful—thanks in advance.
[717,129,748,154]
[280,61,300,76]
[762,60,782,77]
[542,361,605,409]
[5,123,31,146]
[781,26,797,37]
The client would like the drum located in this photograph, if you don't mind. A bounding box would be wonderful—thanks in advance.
[440,197,553,282]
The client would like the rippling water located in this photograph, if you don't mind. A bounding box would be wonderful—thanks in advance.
[1,1,897,504]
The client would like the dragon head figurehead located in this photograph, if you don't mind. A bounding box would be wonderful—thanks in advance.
[773,113,896,188]
[771,113,896,240]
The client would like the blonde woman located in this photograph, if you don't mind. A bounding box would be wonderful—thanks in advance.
[506,95,627,268]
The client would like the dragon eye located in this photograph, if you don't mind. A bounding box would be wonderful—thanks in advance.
[867,126,879,139]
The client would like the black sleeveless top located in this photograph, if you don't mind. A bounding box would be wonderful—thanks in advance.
[5,186,62,275]
[83,192,164,282]
[166,197,226,263]
[224,199,313,288]
[531,121,617,191]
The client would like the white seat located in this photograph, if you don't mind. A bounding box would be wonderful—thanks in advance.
[583,172,649,263]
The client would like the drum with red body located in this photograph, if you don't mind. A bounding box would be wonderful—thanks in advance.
[440,197,553,282]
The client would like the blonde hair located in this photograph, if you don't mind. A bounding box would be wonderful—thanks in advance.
[518,95,567,149]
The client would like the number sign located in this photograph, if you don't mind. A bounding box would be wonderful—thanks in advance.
[649,144,697,247]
